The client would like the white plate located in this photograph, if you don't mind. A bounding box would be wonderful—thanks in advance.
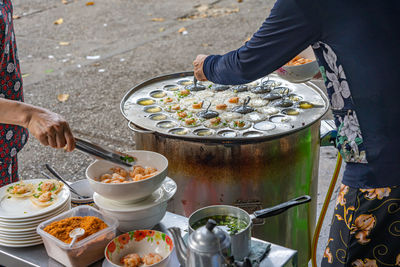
[0,201,70,227]
[0,225,37,233]
[0,235,42,243]
[0,239,43,247]
[0,231,40,238]
[0,196,71,221]
[0,179,70,219]
[93,177,176,212]
[0,231,38,237]
[0,234,41,241]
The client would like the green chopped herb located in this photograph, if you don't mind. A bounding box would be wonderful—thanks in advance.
[120,155,135,163]
[7,196,11,199]
[24,212,27,214]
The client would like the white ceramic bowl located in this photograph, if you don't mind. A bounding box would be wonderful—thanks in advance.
[94,178,177,232]
[105,230,174,267]
[86,150,168,203]
[70,179,96,207]
[275,46,319,83]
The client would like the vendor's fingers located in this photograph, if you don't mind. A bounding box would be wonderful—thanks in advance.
[38,134,49,147]
[193,54,208,65]
[63,123,75,152]
[47,134,57,148]
[193,54,208,81]
[194,67,207,81]
[46,126,58,148]
[55,128,67,149]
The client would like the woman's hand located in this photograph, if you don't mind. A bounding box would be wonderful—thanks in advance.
[193,54,209,81]
[25,107,75,152]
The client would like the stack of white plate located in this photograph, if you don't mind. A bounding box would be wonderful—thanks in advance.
[94,177,177,232]
[0,179,71,247]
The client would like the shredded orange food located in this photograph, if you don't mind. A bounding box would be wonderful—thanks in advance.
[285,55,313,66]
[44,216,108,244]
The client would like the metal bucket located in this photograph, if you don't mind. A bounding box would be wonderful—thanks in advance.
[121,72,332,266]
[133,121,321,265]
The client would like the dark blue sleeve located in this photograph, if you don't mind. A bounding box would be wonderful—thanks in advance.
[203,0,320,85]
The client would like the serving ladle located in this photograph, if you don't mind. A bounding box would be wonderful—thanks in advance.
[69,228,85,248]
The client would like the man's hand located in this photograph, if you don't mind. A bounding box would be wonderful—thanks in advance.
[193,54,209,81]
[25,107,75,152]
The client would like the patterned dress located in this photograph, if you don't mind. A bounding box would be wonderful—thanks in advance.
[201,0,400,264]
[0,0,28,187]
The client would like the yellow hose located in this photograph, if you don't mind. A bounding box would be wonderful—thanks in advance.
[311,153,342,266]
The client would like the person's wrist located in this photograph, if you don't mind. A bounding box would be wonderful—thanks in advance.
[19,103,37,129]
[202,55,211,80]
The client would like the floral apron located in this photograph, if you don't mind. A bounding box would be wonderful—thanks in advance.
[322,184,400,266]
[0,0,29,187]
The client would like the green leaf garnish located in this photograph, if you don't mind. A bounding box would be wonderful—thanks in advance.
[120,156,135,163]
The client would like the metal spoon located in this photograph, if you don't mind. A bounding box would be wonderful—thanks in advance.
[43,164,90,199]
[193,76,197,88]
[69,228,85,248]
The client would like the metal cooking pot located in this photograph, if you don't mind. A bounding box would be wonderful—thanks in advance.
[120,72,334,266]
[188,195,311,260]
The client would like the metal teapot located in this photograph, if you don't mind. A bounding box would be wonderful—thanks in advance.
[168,219,233,267]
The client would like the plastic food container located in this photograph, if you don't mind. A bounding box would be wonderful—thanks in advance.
[37,206,118,267]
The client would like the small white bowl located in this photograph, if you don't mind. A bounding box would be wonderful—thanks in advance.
[70,179,96,207]
[86,150,168,203]
[105,230,174,267]
[94,178,176,232]
[275,46,319,83]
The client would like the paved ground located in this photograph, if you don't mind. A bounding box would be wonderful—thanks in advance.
[12,0,344,264]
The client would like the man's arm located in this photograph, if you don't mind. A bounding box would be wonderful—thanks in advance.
[0,98,75,151]
[196,0,321,85]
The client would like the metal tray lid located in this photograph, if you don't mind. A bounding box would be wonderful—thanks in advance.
[120,72,329,143]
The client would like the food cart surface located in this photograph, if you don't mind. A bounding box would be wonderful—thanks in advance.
[0,212,297,267]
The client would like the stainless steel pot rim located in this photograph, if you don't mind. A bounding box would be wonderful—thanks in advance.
[120,71,329,143]
[188,205,253,233]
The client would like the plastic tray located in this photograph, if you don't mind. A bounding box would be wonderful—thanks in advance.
[37,205,118,267]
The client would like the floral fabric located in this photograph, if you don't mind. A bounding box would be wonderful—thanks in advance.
[0,0,28,187]
[0,154,17,187]
[322,184,400,266]
[313,42,367,164]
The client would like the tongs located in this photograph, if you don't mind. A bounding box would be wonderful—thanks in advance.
[75,137,135,167]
